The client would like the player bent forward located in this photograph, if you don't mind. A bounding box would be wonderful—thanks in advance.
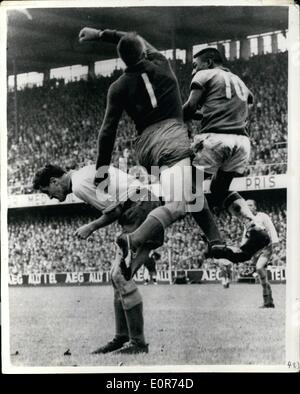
[33,163,164,354]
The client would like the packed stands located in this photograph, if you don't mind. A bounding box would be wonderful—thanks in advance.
[8,199,286,274]
[7,52,288,194]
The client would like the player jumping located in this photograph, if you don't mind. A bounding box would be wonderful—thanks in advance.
[78,27,225,268]
[183,47,270,260]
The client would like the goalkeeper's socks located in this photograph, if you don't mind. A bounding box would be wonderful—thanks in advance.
[114,296,129,340]
[125,302,146,346]
[130,215,164,250]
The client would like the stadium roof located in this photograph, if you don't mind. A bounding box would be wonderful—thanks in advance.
[7,6,288,75]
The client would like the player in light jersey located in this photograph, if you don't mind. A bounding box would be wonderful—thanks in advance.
[241,200,279,308]
[183,47,270,260]
[218,259,232,289]
[79,27,225,269]
[33,163,164,354]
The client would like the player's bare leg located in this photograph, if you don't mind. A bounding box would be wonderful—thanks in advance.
[210,170,256,226]
[256,249,275,308]
[192,197,225,256]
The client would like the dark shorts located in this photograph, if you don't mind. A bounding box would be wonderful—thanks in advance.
[144,256,157,274]
[135,118,193,173]
[104,190,164,249]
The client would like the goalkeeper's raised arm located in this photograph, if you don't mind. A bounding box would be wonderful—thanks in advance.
[78,27,158,54]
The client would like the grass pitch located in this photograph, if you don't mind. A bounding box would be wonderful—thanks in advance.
[8,283,285,367]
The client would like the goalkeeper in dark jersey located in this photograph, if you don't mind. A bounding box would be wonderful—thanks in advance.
[78,27,225,271]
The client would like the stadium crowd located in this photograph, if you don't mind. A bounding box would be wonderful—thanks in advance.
[8,51,287,276]
[8,200,286,275]
[7,52,287,194]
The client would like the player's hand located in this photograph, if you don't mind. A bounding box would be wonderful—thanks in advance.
[75,224,95,239]
[78,27,102,43]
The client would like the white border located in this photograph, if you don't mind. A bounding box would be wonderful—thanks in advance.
[1,0,10,375]
[0,0,296,9]
[1,0,299,374]
[286,3,300,370]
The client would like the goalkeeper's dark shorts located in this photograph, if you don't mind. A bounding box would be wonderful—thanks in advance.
[135,118,193,173]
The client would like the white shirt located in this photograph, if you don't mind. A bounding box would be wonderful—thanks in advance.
[242,212,279,245]
[71,165,160,212]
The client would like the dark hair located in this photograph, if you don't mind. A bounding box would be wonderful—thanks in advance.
[33,164,65,190]
[117,32,144,66]
[193,47,224,65]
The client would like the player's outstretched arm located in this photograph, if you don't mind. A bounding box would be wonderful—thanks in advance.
[79,27,127,45]
[141,37,158,55]
[95,84,123,183]
[75,207,122,239]
[78,27,102,42]
[79,27,157,53]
